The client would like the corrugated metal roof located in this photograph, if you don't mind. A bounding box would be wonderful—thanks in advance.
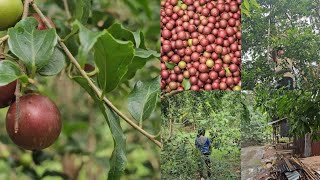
[268,117,287,125]
[285,171,300,180]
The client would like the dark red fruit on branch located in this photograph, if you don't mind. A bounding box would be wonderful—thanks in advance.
[0,81,16,108]
[84,64,95,73]
[0,59,17,108]
[6,94,61,150]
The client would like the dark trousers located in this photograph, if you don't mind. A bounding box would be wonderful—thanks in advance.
[198,154,211,178]
[276,77,294,90]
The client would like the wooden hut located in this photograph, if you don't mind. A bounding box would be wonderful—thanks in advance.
[268,118,290,144]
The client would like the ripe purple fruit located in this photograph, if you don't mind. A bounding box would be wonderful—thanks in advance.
[6,94,61,150]
[0,81,16,108]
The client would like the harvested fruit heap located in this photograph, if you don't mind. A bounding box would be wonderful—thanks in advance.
[160,0,241,91]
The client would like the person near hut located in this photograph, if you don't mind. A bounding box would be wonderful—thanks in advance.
[272,47,295,90]
[195,127,212,179]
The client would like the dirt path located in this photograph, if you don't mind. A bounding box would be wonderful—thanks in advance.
[300,156,320,173]
[241,146,265,180]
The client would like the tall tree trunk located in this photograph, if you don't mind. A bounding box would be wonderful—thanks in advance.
[304,133,312,157]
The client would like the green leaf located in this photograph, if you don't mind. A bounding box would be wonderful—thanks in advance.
[121,48,159,80]
[243,0,250,11]
[132,31,143,48]
[38,47,66,76]
[72,21,102,67]
[107,23,158,81]
[94,31,134,94]
[8,17,58,75]
[165,62,175,70]
[0,60,28,86]
[122,56,147,81]
[107,23,146,48]
[73,77,126,180]
[69,0,92,23]
[127,77,160,122]
[136,0,152,18]
[182,78,191,90]
[135,48,160,58]
[249,0,261,9]
[241,6,251,17]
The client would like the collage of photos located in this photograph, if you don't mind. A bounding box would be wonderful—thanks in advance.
[0,0,319,180]
[0,0,161,179]
[160,0,320,180]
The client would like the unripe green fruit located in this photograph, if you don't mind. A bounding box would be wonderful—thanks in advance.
[180,4,187,10]
[188,39,192,46]
[178,61,187,69]
[0,0,23,30]
[206,59,214,68]
[233,85,241,91]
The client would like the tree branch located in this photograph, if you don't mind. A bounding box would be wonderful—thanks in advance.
[14,80,21,133]
[30,0,162,148]
[161,90,182,100]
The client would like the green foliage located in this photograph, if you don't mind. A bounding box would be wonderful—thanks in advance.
[0,60,27,85]
[94,31,135,94]
[241,0,261,17]
[242,0,320,91]
[74,77,127,179]
[38,48,66,76]
[255,89,320,138]
[8,18,58,76]
[128,77,160,124]
[161,92,241,179]
[242,0,320,141]
[241,92,272,146]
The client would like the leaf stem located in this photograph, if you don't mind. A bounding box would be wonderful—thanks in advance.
[86,67,99,77]
[30,1,162,148]
[22,0,31,19]
[62,0,72,20]
[0,35,9,45]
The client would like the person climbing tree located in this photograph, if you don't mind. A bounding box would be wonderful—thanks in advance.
[272,47,295,90]
[195,127,212,179]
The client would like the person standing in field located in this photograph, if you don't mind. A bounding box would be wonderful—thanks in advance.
[272,47,295,90]
[195,128,212,179]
